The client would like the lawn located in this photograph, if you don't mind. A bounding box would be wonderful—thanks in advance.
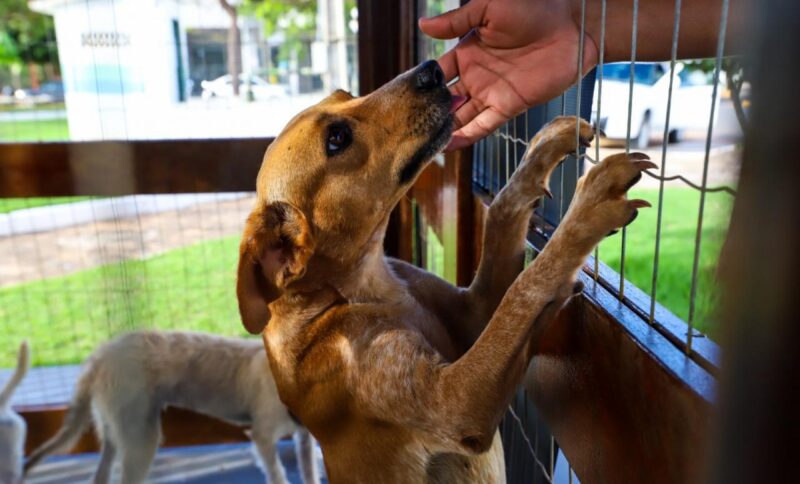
[0,186,732,368]
[597,187,733,338]
[0,236,247,368]
[0,118,69,142]
[0,197,95,214]
[0,102,66,113]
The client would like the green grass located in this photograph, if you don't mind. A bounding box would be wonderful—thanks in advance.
[0,118,69,142]
[0,197,95,214]
[597,187,732,338]
[0,102,66,113]
[0,186,731,368]
[0,235,248,368]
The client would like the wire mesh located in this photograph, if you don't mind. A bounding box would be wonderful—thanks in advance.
[0,0,359,410]
[471,0,739,356]
[471,0,739,476]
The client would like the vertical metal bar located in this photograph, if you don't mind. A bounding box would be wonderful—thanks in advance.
[549,435,555,478]
[593,0,607,282]
[575,0,587,164]
[620,0,640,297]
[688,0,730,352]
[505,121,511,187]
[649,0,682,324]
[513,114,519,171]
[559,94,566,221]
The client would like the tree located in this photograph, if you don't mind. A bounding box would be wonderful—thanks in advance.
[217,0,243,96]
[0,0,60,88]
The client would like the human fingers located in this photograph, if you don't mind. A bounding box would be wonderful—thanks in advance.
[452,97,483,130]
[437,31,478,83]
[418,0,486,40]
[446,106,508,151]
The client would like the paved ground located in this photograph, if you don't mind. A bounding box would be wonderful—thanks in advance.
[26,441,327,484]
[0,194,255,287]
[592,132,741,190]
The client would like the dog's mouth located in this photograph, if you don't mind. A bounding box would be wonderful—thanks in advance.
[398,94,454,185]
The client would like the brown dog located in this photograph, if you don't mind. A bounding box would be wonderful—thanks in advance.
[235,60,655,483]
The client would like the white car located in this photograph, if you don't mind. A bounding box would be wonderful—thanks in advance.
[201,74,288,101]
[592,62,720,148]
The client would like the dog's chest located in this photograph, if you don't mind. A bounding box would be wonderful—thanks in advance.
[404,299,459,362]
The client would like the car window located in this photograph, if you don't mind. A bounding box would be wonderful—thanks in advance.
[679,69,713,86]
[601,63,661,86]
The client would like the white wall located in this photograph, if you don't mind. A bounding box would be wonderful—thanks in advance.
[30,0,264,140]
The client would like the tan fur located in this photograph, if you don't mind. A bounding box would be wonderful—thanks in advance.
[24,331,320,484]
[236,62,654,483]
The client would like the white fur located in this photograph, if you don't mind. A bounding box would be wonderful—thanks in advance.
[24,331,320,484]
[0,341,30,484]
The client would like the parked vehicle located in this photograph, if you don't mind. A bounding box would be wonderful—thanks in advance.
[13,81,65,105]
[592,62,720,148]
[200,74,288,100]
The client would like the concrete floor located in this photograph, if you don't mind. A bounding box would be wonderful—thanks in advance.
[26,440,327,484]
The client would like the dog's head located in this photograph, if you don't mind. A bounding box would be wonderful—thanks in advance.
[237,61,454,334]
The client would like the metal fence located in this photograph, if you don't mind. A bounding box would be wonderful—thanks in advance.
[473,0,736,360]
[471,0,738,481]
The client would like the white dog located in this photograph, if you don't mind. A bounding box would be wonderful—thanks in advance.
[0,341,30,484]
[24,331,319,484]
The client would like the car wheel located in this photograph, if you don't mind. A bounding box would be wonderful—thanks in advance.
[635,114,651,149]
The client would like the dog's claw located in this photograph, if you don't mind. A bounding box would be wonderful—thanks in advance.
[635,160,659,171]
[606,229,619,237]
[572,280,585,294]
[629,199,652,209]
[628,152,650,161]
[626,209,640,226]
[579,137,592,148]
[593,124,606,137]
[543,187,553,199]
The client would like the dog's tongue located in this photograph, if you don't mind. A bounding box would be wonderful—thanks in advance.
[449,95,467,113]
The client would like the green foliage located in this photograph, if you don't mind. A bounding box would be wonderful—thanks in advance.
[0,0,59,66]
[243,0,317,64]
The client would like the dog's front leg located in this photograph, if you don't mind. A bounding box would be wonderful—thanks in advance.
[437,151,655,452]
[461,117,595,344]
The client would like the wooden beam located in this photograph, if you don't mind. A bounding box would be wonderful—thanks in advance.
[0,139,270,197]
[22,405,251,455]
[524,272,715,484]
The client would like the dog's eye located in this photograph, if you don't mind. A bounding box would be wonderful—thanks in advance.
[326,123,352,156]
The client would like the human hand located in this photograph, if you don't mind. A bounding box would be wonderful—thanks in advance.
[419,0,597,150]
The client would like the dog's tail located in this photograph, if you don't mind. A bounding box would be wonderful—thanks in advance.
[0,340,30,409]
[24,360,95,474]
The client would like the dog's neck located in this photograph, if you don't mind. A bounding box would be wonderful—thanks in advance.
[273,243,404,323]
[336,245,406,304]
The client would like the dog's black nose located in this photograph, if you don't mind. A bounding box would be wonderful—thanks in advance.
[415,60,445,91]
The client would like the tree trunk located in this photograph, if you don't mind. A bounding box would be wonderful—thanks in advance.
[28,62,40,90]
[218,0,241,97]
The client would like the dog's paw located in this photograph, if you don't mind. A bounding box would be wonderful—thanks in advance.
[515,116,594,199]
[567,152,657,242]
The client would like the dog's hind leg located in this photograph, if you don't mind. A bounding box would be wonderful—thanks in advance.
[91,424,117,484]
[250,428,288,484]
[293,428,320,484]
[114,409,160,484]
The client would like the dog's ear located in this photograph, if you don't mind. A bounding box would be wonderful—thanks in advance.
[237,201,314,334]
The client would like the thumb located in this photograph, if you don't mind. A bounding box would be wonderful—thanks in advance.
[419,0,486,40]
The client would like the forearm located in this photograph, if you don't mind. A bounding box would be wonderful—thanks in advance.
[578,0,748,62]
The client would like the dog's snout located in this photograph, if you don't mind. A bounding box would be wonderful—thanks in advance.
[415,60,445,91]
